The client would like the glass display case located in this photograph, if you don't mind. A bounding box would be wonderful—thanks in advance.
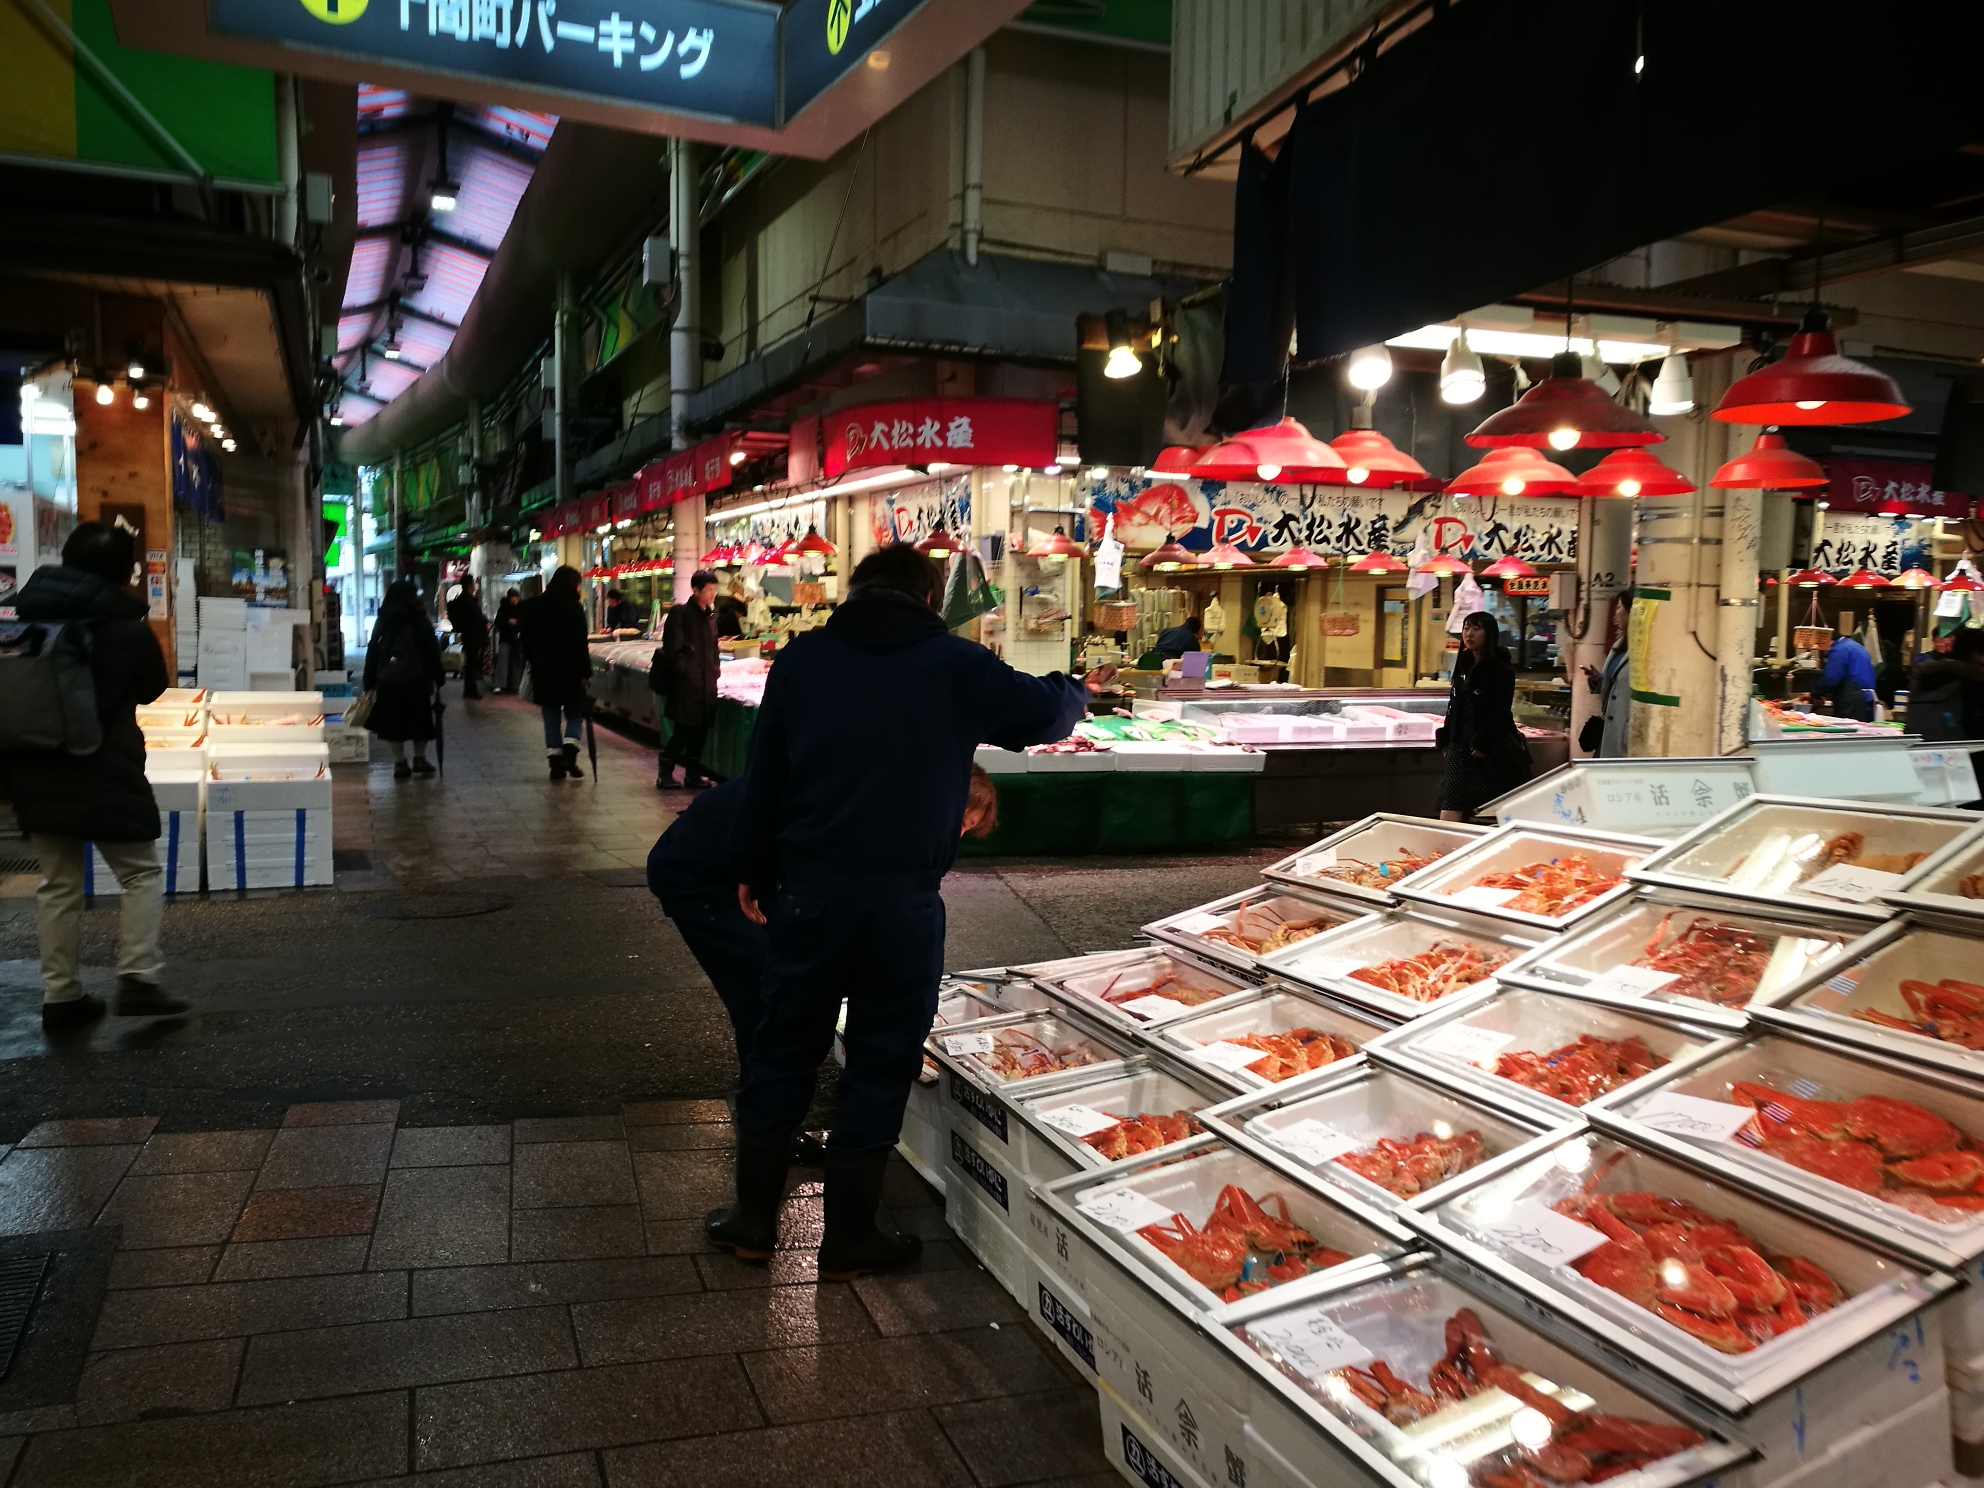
[1261,813,1489,909]
[1264,908,1544,1022]
[1391,824,1655,932]
[926,1009,1136,1095]
[1479,758,1759,840]
[1031,946,1256,1032]
[1155,986,1393,1095]
[1142,885,1362,976]
[1016,1062,1227,1174]
[1882,819,1984,922]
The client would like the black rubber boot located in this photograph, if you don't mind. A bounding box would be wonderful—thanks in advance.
[817,1149,922,1281]
[548,752,568,780]
[703,1127,793,1261]
[790,1131,829,1167]
[561,742,584,778]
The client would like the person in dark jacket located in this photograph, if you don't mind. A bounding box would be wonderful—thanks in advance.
[652,569,721,791]
[1152,614,1201,660]
[1910,628,1984,740]
[1438,610,1532,820]
[363,579,444,779]
[704,541,1112,1279]
[604,588,645,631]
[492,588,524,693]
[3,523,187,1028]
[1811,631,1878,721]
[445,576,490,700]
[521,564,593,779]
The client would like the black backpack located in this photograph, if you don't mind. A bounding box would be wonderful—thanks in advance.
[0,618,103,755]
[377,620,427,687]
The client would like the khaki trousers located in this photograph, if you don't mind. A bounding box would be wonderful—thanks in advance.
[33,835,164,1004]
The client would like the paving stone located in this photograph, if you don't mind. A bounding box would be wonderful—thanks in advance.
[19,1118,159,1149]
[106,1246,219,1290]
[513,1116,625,1144]
[97,1169,257,1248]
[742,1328,1071,1424]
[282,1100,402,1128]
[129,1130,274,1176]
[852,1265,1024,1336]
[13,1392,408,1488]
[412,1256,701,1316]
[214,1234,373,1281]
[392,1126,512,1168]
[414,1356,761,1469]
[0,1146,141,1235]
[692,1248,822,1291]
[888,1205,959,1243]
[369,1165,510,1269]
[510,1205,647,1262]
[73,1337,245,1426]
[238,1304,577,1404]
[631,1150,734,1220]
[255,1124,397,1191]
[932,1389,1114,1486]
[92,1271,408,1349]
[621,1100,729,1126]
[600,1407,975,1488]
[625,1124,733,1152]
[344,1454,601,1488]
[641,1219,707,1256]
[571,1282,875,1365]
[0,1408,74,1435]
[0,1440,18,1481]
[776,1195,825,1251]
[512,1142,636,1209]
[233,1184,381,1242]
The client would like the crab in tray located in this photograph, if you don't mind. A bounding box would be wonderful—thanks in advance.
[1195,898,1341,957]
[1852,975,1984,1051]
[1136,1183,1352,1303]
[1728,1078,1984,1218]
[1080,1110,1203,1161]
[1349,941,1514,1004]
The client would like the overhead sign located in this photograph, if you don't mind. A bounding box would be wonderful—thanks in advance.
[781,0,926,119]
[1825,455,1970,518]
[825,398,1058,477]
[210,0,779,124]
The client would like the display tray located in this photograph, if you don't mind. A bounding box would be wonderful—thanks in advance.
[1625,794,1976,923]
[1400,1127,1952,1414]
[1031,945,1257,1033]
[1221,1262,1747,1488]
[1141,884,1360,976]
[1881,818,1984,922]
[1262,907,1544,1023]
[1261,813,1489,908]
[1371,987,1728,1125]
[1390,824,1656,932]
[1593,1029,1984,1270]
[1153,985,1394,1095]
[1016,1062,1227,1173]
[1204,1061,1546,1214]
[925,1008,1137,1097]
[1495,889,1859,1031]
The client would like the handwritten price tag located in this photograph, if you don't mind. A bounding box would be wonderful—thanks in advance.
[1297,847,1339,873]
[941,1032,995,1057]
[1480,1201,1608,1266]
[1584,964,1681,999]
[1802,864,1908,905]
[1174,912,1230,935]
[1245,1303,1373,1381]
[1193,1040,1275,1074]
[1450,885,1521,910]
[1290,953,1367,982]
[1038,1103,1124,1139]
[1631,1092,1759,1144]
[1078,1186,1175,1233]
[1118,993,1194,1022]
[1417,1023,1518,1066]
[1266,1118,1363,1167]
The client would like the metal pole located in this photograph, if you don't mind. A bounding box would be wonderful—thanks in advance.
[1716,487,1762,753]
[668,137,702,605]
[962,46,985,266]
[1567,496,1631,756]
[554,271,575,507]
[391,450,405,584]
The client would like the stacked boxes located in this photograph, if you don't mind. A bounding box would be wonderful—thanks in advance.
[245,606,307,690]
[195,597,248,689]
[88,689,211,898]
[205,742,333,890]
[173,560,198,685]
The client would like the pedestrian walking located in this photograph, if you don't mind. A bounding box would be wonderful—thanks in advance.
[363,579,445,779]
[1437,610,1532,820]
[1578,593,1631,758]
[446,576,490,700]
[521,564,593,779]
[0,522,188,1029]
[704,541,1112,1279]
[652,568,720,790]
[492,587,524,693]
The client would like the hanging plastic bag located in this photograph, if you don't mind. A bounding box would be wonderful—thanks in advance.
[1447,574,1485,631]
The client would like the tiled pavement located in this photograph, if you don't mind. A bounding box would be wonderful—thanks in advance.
[0,1098,1113,1488]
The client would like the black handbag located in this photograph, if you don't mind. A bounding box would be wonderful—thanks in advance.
[1578,715,1604,753]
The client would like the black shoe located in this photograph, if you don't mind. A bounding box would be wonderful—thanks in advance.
[394,760,413,779]
[817,1149,922,1280]
[790,1131,829,1167]
[704,1127,794,1261]
[114,977,189,1017]
[410,757,436,776]
[549,753,569,780]
[685,773,714,790]
[561,742,584,779]
[41,995,106,1031]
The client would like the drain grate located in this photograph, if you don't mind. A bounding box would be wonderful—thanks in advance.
[0,856,38,875]
[0,1253,49,1379]
[358,892,513,920]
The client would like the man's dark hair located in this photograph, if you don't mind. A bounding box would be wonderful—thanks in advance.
[691,569,719,590]
[607,588,623,600]
[1185,615,1202,633]
[850,542,940,606]
[62,521,136,587]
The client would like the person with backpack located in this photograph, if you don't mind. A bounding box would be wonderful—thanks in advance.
[0,522,188,1029]
[362,580,444,779]
[520,564,593,779]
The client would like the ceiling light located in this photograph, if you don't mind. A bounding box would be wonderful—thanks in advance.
[1785,567,1835,587]
[615,518,634,529]
[1575,448,1694,498]
[1350,550,1408,574]
[1088,466,1110,479]
[192,402,214,421]
[211,424,225,439]
[1713,309,1910,425]
[1043,463,1063,476]
[1345,344,1392,392]
[1414,553,1474,578]
[383,343,402,360]
[1837,567,1891,590]
[430,180,460,212]
[793,526,837,556]
[1002,463,1018,473]
[1581,352,1622,397]
[1103,308,1142,379]
[1439,330,1485,405]
[1649,351,1695,416]
[728,448,747,465]
[1139,537,1197,572]
[1891,568,1938,589]
[1468,350,1663,450]
[1710,431,1828,490]
[330,413,344,427]
[1941,571,1984,592]
[1329,426,1428,489]
[1198,541,1257,570]
[1481,554,1538,579]
[867,48,890,69]
[1026,527,1085,562]
[94,382,113,405]
[132,393,150,410]
[915,528,966,560]
[1446,447,1579,497]
[1195,418,1346,483]
[1270,546,1330,570]
[127,360,145,380]
[1151,445,1208,474]
[221,438,236,451]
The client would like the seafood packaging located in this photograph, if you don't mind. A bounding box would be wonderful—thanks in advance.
[1143,885,1358,974]
[1392,826,1654,931]
[919,977,1053,1083]
[1233,1270,1740,1488]
[1265,908,1538,1021]
[1881,818,1984,921]
[1157,986,1393,1094]
[1498,893,1856,1030]
[1374,987,1724,1122]
[1628,796,1973,921]
[1018,1063,1225,1172]
[1264,813,1489,908]
[928,1010,1133,1095]
[1032,946,1253,1031]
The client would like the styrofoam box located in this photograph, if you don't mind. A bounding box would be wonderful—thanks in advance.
[1109,743,1198,772]
[944,1174,1030,1303]
[1027,749,1117,773]
[136,705,205,729]
[897,1077,948,1197]
[973,746,1028,776]
[1093,1285,1258,1486]
[1097,1379,1215,1488]
[1735,1381,1949,1488]
[1026,1251,1103,1382]
[1186,746,1263,773]
[208,743,330,781]
[325,727,370,765]
[197,596,247,625]
[141,726,206,749]
[205,804,332,890]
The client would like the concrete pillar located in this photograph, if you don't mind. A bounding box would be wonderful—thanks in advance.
[1629,490,1722,757]
[554,272,575,508]
[1567,496,1634,756]
[668,137,702,604]
[391,449,406,581]
[1716,487,1762,753]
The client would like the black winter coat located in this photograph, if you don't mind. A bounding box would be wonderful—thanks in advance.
[447,592,489,647]
[653,600,719,727]
[1438,652,1531,814]
[494,597,522,647]
[519,592,592,707]
[362,602,444,741]
[2,565,166,841]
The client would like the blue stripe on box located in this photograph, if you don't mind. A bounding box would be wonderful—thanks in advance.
[165,813,179,894]
[83,848,95,897]
[233,811,246,891]
[294,809,306,886]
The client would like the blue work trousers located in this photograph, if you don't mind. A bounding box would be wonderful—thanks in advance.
[660,891,770,1066]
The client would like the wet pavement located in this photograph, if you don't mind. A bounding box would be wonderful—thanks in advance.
[0,688,1278,1485]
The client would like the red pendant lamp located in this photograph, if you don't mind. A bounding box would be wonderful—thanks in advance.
[1270,546,1331,570]
[1140,538,1198,571]
[1466,350,1663,451]
[699,542,731,565]
[1349,550,1408,574]
[1710,431,1829,490]
[1941,570,1984,593]
[1785,568,1836,588]
[1414,553,1474,578]
[1446,446,1580,497]
[1891,568,1938,590]
[1150,444,1210,475]
[1329,406,1427,487]
[1193,418,1347,483]
[914,528,966,560]
[792,526,837,556]
[1026,527,1085,562]
[1575,447,1695,498]
[1714,309,1910,426]
[1198,541,1257,569]
[1836,568,1891,590]
[1481,554,1539,579]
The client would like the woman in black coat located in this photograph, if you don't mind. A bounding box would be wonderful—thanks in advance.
[652,569,722,790]
[362,579,444,779]
[492,589,525,693]
[520,564,593,779]
[1438,610,1532,820]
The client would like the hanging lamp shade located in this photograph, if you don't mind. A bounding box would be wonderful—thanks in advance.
[792,526,837,556]
[1349,550,1408,574]
[1575,447,1695,498]
[1941,570,1984,593]
[1270,546,1331,570]
[1193,418,1346,482]
[1785,567,1836,587]
[1026,526,1085,562]
[1480,554,1539,579]
[1414,553,1474,578]
[700,543,730,565]
[1891,567,1938,590]
[1466,351,1663,451]
[1710,431,1829,489]
[1198,541,1257,569]
[1151,444,1210,475]
[1139,538,1197,571]
[1713,309,1911,426]
[1836,567,1891,590]
[1445,446,1580,497]
[1328,427,1428,487]
[914,528,966,560]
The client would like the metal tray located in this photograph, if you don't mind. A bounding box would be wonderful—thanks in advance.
[1261,905,1544,1022]
[1029,945,1258,1035]
[1152,984,1393,1096]
[1141,883,1360,977]
[1260,812,1488,909]
[1880,817,1984,922]
[1389,823,1658,932]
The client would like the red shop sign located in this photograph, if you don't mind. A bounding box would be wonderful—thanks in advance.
[543,502,577,537]
[1825,455,1973,518]
[634,463,670,512]
[608,482,640,521]
[579,492,609,530]
[697,432,737,494]
[824,398,1057,477]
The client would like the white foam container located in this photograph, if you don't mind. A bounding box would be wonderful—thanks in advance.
[1263,906,1545,1022]
[1153,986,1393,1096]
[1261,812,1489,909]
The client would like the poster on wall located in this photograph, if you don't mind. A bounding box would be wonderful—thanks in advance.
[1809,513,1927,575]
[870,478,970,548]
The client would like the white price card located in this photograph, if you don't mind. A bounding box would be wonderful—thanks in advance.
[1038,1103,1124,1139]
[1584,964,1681,999]
[1297,847,1339,873]
[1631,1092,1760,1144]
[1174,912,1230,935]
[1449,885,1521,910]
[941,1032,995,1057]
[1479,1201,1609,1267]
[1119,993,1193,1022]
[1193,1039,1275,1074]
[1417,1023,1518,1065]
[1244,1304,1374,1381]
[1266,1119,1363,1167]
[1801,864,1908,904]
[1292,954,1367,982]
[1077,1186,1176,1233]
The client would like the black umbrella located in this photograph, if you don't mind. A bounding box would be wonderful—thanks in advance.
[431,686,446,775]
[584,695,599,784]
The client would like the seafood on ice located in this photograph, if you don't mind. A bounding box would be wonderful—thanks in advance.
[1349,943,1511,1002]
[1136,1183,1349,1301]
[1629,913,1831,1008]
[1198,901,1335,955]
[1729,1079,1984,1218]
[1492,1036,1668,1105]
[974,1029,1103,1082]
[1725,828,1928,895]
[1318,1307,1706,1486]
[1080,1110,1201,1161]
[1466,855,1624,917]
[1215,1027,1359,1082]
[1959,873,1984,899]
[1308,848,1445,890]
[1096,969,1231,1018]
[1852,977,1984,1051]
[1335,1130,1486,1197]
